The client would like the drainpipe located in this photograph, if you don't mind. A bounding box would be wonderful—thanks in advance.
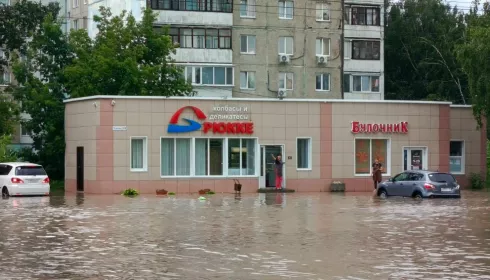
[340,0,345,99]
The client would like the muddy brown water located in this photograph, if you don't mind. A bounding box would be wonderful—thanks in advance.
[1,191,490,279]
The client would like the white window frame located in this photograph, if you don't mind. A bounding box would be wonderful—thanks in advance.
[449,140,465,174]
[73,0,79,8]
[160,137,259,178]
[354,138,391,177]
[316,2,331,21]
[315,73,330,92]
[351,75,380,93]
[278,72,294,90]
[130,136,148,172]
[182,65,234,87]
[240,35,256,54]
[194,137,226,177]
[278,36,294,55]
[0,69,10,85]
[240,71,256,90]
[240,0,256,18]
[316,38,331,56]
[278,0,294,19]
[296,137,312,171]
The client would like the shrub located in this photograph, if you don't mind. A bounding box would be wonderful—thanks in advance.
[168,192,176,195]
[206,191,216,195]
[122,188,139,196]
[469,173,484,190]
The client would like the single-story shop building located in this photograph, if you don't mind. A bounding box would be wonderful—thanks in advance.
[64,96,486,194]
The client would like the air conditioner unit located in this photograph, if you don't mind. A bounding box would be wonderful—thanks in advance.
[277,90,287,99]
[278,54,291,63]
[317,55,328,65]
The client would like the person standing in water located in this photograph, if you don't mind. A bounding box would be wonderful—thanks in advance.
[271,153,284,190]
[371,158,383,191]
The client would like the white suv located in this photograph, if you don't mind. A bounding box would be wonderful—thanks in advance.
[0,162,50,198]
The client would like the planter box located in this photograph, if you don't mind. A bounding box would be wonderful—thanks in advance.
[156,189,168,195]
[330,183,345,192]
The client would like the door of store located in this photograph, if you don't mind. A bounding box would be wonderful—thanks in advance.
[259,145,285,188]
[403,147,428,171]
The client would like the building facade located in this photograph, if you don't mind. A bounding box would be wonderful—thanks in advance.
[64,96,485,194]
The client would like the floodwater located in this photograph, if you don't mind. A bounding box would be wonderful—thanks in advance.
[1,192,490,280]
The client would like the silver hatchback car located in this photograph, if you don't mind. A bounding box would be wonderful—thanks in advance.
[377,170,461,199]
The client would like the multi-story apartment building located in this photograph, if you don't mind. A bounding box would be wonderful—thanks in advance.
[68,0,88,31]
[343,1,384,99]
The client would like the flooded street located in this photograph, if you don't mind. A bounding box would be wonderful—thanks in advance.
[1,191,490,279]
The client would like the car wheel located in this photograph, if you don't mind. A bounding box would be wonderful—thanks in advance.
[2,187,9,199]
[413,192,423,199]
[378,189,387,199]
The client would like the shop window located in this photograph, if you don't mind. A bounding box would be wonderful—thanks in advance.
[161,138,191,176]
[355,139,389,175]
[449,140,464,174]
[228,138,256,176]
[278,0,294,19]
[195,138,224,176]
[130,137,147,171]
[297,138,311,170]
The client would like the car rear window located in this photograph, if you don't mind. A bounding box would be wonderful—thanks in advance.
[15,166,47,176]
[428,173,456,183]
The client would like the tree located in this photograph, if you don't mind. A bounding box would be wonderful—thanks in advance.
[456,3,490,127]
[384,0,469,104]
[64,7,194,97]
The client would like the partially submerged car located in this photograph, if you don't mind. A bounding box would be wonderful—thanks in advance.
[377,170,460,199]
[1,163,50,198]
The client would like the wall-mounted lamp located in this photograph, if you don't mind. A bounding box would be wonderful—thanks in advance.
[111,100,116,106]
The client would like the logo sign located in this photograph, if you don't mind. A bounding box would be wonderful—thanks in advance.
[167,106,254,134]
[351,121,408,134]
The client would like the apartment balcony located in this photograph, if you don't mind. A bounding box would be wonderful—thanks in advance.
[173,48,232,63]
[151,0,233,26]
[344,25,383,39]
[344,59,383,73]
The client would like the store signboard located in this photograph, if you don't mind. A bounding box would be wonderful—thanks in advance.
[351,121,408,134]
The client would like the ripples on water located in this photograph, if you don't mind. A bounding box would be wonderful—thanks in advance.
[1,191,490,279]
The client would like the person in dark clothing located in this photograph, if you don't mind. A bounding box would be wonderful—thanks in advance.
[271,153,284,190]
[371,158,383,190]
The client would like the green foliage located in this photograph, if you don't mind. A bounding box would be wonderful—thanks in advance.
[469,172,485,190]
[0,95,20,136]
[455,3,490,127]
[64,7,194,97]
[122,188,139,196]
[168,192,176,195]
[0,135,18,162]
[385,0,469,104]
[206,191,216,195]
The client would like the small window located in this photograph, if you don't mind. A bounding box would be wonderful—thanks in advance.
[449,141,464,173]
[240,0,256,17]
[316,2,330,21]
[0,69,11,85]
[315,73,330,91]
[240,35,256,54]
[278,36,294,55]
[343,74,351,92]
[240,71,256,89]
[315,38,330,56]
[278,72,293,90]
[15,166,47,176]
[278,0,294,19]
[352,75,380,93]
[297,138,311,169]
[73,19,79,30]
[21,124,31,136]
[130,137,147,171]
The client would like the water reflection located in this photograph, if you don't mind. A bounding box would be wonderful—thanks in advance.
[0,191,489,279]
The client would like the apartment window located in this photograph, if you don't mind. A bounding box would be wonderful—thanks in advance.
[130,137,147,171]
[355,139,389,175]
[278,36,294,55]
[228,138,256,176]
[240,0,256,17]
[316,2,330,21]
[450,141,464,173]
[315,38,330,56]
[183,66,233,86]
[240,35,256,54]
[240,71,256,89]
[352,40,380,60]
[315,73,330,91]
[343,74,350,92]
[149,0,233,12]
[0,69,10,85]
[278,0,294,19]
[166,27,231,49]
[20,125,31,136]
[297,138,311,170]
[351,6,380,26]
[352,75,380,92]
[278,72,293,90]
[83,17,88,29]
[195,138,224,176]
[161,138,191,176]
[344,40,351,59]
[73,0,79,8]
[73,19,79,30]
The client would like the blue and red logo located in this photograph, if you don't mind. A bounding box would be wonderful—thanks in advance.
[167,106,254,135]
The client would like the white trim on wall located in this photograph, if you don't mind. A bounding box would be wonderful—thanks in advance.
[130,136,148,172]
[296,137,312,171]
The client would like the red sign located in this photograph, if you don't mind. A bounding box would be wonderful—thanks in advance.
[351,121,408,134]
[167,106,254,135]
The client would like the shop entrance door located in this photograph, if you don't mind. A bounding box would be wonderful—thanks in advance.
[259,145,285,189]
[403,147,428,171]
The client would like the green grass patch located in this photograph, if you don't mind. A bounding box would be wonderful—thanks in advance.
[50,180,65,191]
[122,188,139,196]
